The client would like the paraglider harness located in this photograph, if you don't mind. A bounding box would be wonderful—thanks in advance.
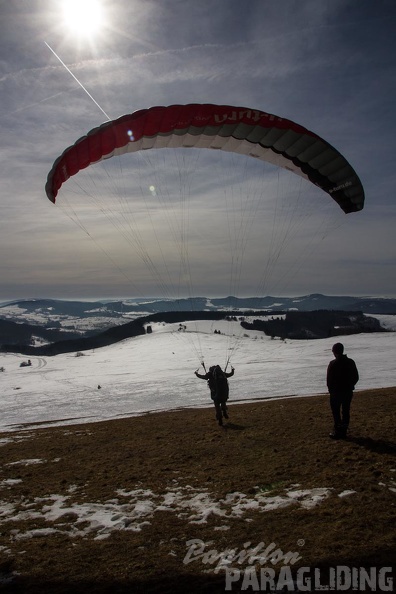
[208,365,229,403]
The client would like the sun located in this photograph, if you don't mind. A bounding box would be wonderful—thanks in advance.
[62,0,104,38]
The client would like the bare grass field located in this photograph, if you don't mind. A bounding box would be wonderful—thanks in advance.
[0,388,395,593]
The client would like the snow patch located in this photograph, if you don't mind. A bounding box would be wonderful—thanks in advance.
[6,459,44,467]
[1,484,336,541]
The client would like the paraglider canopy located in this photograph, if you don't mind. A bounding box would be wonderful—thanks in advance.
[45,104,364,214]
[45,104,365,369]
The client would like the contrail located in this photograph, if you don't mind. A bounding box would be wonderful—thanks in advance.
[44,41,111,121]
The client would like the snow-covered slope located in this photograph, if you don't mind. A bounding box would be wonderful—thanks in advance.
[0,320,394,432]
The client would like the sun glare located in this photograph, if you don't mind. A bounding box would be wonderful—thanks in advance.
[62,0,104,38]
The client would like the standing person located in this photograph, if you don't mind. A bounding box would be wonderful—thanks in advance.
[195,364,235,426]
[326,342,359,439]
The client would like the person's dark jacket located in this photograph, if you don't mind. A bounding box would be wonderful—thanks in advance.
[195,367,234,382]
[195,366,234,400]
[327,354,359,395]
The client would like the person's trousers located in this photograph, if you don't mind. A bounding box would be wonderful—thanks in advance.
[213,399,228,421]
[330,391,353,436]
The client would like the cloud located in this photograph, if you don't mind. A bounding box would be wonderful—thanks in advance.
[1,0,396,298]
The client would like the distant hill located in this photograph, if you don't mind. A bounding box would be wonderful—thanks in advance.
[0,318,88,347]
[1,293,396,329]
[241,310,386,340]
[1,295,394,355]
[0,309,391,356]
[1,311,235,356]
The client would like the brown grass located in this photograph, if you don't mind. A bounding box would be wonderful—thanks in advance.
[0,388,395,593]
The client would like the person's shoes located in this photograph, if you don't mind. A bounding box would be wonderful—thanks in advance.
[329,431,346,440]
[218,418,223,426]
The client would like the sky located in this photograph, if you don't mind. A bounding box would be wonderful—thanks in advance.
[1,0,396,301]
